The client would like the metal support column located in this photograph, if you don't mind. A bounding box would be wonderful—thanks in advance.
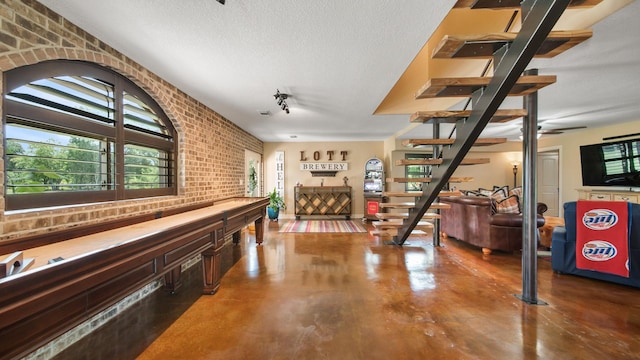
[433,121,441,247]
[516,68,546,305]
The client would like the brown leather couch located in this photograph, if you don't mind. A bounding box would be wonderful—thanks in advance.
[440,196,545,255]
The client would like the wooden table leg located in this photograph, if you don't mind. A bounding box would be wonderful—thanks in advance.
[201,246,221,295]
[164,266,183,294]
[255,217,264,245]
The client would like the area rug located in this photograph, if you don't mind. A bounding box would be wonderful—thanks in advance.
[279,220,366,233]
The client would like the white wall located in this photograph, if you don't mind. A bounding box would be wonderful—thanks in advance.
[261,119,640,220]
[263,141,384,219]
[538,119,640,204]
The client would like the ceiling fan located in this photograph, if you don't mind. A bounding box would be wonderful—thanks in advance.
[521,125,587,136]
[537,125,587,135]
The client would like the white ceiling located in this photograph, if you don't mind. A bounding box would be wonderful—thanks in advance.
[38,0,639,143]
[479,0,640,141]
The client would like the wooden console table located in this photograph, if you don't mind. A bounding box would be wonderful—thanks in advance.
[577,188,639,203]
[295,186,352,219]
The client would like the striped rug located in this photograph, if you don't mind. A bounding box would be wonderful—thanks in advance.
[279,220,366,233]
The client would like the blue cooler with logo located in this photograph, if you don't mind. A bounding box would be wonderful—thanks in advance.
[551,201,640,288]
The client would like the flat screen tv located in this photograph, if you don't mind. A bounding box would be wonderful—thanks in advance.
[580,139,640,187]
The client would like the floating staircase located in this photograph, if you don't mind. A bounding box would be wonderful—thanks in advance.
[396,158,490,166]
[453,0,602,9]
[432,30,592,59]
[375,212,440,220]
[383,190,462,198]
[371,189,460,241]
[382,0,596,246]
[380,202,452,210]
[386,176,474,184]
[402,138,507,147]
[415,75,557,99]
[410,109,526,124]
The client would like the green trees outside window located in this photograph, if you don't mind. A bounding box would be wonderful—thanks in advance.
[405,153,431,191]
[3,60,176,210]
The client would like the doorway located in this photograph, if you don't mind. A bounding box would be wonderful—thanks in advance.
[245,150,262,197]
[537,150,560,216]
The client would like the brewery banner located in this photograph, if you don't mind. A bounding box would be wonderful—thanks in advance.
[576,200,630,277]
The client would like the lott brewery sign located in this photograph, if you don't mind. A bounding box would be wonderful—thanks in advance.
[300,162,348,171]
[299,150,349,176]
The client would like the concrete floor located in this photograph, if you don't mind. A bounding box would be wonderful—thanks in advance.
[54,221,640,359]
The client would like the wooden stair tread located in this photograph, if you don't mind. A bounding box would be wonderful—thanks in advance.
[415,75,556,99]
[379,202,451,210]
[409,109,526,124]
[396,158,490,166]
[402,138,507,147]
[372,220,433,229]
[432,30,592,59]
[386,176,474,183]
[454,0,602,9]
[370,229,428,237]
[376,212,440,220]
[380,202,417,209]
[384,191,461,197]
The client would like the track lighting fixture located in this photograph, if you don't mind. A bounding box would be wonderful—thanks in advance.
[273,89,290,114]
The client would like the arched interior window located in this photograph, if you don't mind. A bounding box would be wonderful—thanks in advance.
[3,60,177,211]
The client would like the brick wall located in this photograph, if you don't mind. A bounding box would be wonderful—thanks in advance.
[0,0,263,240]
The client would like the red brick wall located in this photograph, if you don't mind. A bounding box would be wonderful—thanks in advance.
[0,0,263,240]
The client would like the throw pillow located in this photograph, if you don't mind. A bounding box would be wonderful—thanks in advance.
[509,186,522,198]
[509,186,523,209]
[478,188,493,197]
[496,195,521,214]
[491,186,509,201]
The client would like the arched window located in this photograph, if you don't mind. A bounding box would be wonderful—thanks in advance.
[3,60,177,211]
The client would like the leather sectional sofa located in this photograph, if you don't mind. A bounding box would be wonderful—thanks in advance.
[440,196,544,255]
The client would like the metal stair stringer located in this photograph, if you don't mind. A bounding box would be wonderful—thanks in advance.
[391,0,571,246]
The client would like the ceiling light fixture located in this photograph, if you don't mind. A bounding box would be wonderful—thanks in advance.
[216,0,225,4]
[273,89,290,114]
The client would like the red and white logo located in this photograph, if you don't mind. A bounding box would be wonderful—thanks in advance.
[581,240,618,261]
[582,209,618,230]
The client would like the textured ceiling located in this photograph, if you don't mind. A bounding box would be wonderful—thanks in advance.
[37,0,639,142]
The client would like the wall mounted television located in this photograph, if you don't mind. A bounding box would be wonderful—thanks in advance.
[580,139,640,187]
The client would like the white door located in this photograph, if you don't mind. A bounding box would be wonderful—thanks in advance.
[537,150,559,216]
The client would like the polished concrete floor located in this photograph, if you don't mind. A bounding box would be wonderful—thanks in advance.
[55,220,640,359]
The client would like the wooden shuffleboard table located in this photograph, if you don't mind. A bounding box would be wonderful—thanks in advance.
[0,196,268,360]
